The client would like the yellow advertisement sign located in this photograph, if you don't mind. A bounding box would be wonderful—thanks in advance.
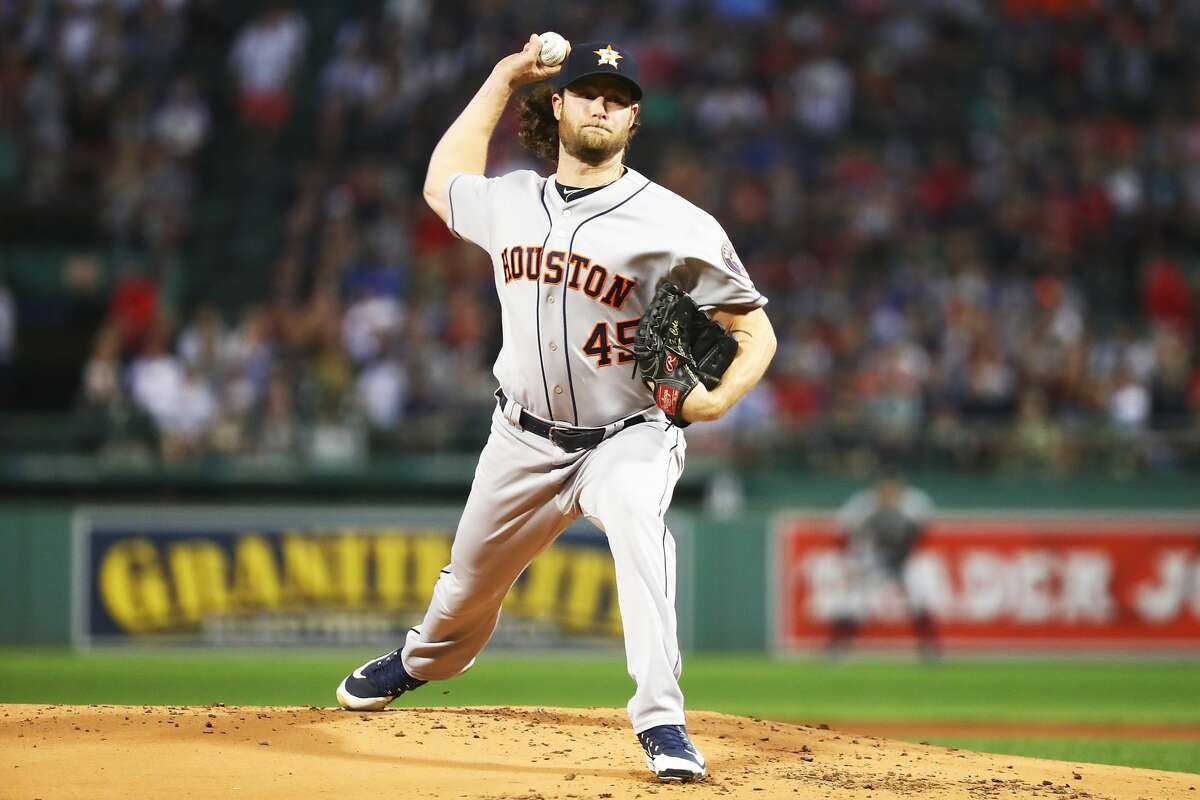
[76,509,622,646]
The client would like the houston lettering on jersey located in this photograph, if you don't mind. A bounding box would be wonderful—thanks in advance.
[500,245,637,310]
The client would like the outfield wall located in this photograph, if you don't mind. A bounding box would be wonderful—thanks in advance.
[2,472,1198,650]
[0,505,73,645]
[770,512,1200,653]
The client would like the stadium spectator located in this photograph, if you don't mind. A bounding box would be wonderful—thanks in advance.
[253,368,299,462]
[128,320,182,421]
[356,336,408,431]
[1142,255,1194,336]
[157,361,218,463]
[107,264,160,354]
[177,304,226,382]
[228,4,308,136]
[152,77,211,160]
[81,323,123,411]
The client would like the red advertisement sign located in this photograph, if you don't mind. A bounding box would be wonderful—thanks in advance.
[773,514,1200,651]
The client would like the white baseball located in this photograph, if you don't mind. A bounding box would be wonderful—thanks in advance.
[537,31,569,67]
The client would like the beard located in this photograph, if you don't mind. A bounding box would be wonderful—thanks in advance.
[559,119,631,165]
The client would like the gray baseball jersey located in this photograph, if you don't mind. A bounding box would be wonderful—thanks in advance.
[838,486,935,573]
[447,165,766,427]
[389,165,766,736]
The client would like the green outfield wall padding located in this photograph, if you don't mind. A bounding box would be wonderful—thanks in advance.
[0,514,18,643]
[735,470,1200,511]
[1,468,1199,647]
[688,512,772,651]
[0,506,74,645]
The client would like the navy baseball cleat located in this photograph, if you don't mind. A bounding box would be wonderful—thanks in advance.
[335,649,426,711]
[637,724,707,782]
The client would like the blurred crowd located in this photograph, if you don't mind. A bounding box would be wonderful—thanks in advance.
[2,0,1199,472]
[0,0,209,255]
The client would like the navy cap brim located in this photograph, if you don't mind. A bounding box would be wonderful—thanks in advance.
[557,70,643,102]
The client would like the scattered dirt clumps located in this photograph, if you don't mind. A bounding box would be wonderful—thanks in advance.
[2,704,1195,799]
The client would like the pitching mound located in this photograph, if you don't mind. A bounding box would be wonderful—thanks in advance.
[3,704,1194,799]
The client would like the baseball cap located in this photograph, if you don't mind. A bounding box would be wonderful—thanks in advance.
[553,41,642,102]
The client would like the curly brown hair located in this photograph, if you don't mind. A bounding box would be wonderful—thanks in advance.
[517,84,639,165]
[517,84,561,163]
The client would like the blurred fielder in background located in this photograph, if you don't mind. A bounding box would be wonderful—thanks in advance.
[826,469,940,659]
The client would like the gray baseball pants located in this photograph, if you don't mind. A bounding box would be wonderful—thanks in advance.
[398,402,688,733]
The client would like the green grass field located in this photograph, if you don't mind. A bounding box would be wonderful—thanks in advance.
[2,649,1197,774]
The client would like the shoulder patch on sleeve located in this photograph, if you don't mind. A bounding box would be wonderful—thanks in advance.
[720,240,747,276]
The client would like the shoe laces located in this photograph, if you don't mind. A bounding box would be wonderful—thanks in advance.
[364,649,425,696]
[639,724,692,755]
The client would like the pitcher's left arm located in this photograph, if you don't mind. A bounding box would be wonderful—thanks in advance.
[682,306,776,423]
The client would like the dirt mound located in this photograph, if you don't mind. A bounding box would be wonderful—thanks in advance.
[3,704,1194,799]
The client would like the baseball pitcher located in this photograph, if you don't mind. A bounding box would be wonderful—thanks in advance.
[335,34,777,782]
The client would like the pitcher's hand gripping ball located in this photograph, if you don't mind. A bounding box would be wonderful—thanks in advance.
[632,282,738,426]
[537,32,569,66]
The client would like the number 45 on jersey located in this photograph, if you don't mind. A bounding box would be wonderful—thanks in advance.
[582,319,638,367]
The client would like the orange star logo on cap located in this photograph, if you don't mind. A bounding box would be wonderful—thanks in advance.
[594,44,623,68]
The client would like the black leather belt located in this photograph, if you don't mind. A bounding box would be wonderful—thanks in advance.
[497,390,648,453]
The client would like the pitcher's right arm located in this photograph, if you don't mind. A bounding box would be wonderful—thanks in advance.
[423,34,568,222]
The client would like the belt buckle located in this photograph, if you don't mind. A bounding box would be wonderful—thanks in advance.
[549,423,588,453]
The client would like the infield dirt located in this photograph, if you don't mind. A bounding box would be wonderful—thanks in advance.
[3,704,1195,799]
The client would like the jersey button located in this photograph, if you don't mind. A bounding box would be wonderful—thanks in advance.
[554,385,564,395]
[562,210,572,217]
[547,295,555,304]
[549,342,558,351]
